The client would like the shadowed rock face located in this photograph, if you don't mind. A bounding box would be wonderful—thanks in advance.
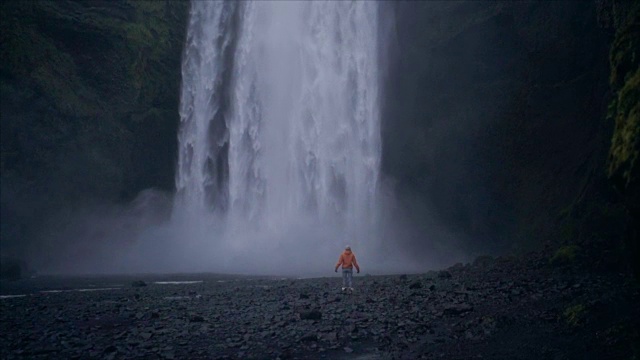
[601,0,640,275]
[381,1,638,266]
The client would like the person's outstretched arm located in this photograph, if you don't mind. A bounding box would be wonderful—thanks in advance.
[335,255,343,272]
[353,255,360,273]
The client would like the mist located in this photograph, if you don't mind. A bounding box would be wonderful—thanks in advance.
[4,0,610,277]
[23,1,471,277]
[30,185,464,276]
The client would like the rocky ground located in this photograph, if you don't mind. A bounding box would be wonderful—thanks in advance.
[1,253,638,359]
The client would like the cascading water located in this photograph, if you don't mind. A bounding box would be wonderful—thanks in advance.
[175,0,382,273]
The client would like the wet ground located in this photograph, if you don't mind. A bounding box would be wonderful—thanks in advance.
[1,253,638,359]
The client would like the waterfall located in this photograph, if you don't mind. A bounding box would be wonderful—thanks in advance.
[175,0,381,272]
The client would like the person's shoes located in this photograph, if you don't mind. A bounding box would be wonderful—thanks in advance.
[348,287,354,293]
[341,287,346,292]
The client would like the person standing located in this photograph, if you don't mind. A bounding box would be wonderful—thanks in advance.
[335,245,360,292]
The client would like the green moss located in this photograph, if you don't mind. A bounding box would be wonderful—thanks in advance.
[607,0,640,198]
[550,245,580,265]
[563,303,586,327]
[609,69,640,188]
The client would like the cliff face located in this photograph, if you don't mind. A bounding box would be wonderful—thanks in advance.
[0,1,189,256]
[601,0,640,274]
[383,0,636,269]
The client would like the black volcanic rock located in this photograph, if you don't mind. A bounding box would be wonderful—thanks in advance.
[131,280,147,288]
[299,310,322,321]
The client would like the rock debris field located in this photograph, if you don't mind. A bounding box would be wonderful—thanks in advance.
[1,253,638,359]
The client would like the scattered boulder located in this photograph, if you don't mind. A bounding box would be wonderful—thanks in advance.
[189,315,205,322]
[299,310,322,320]
[299,333,317,342]
[131,280,147,287]
[443,304,473,315]
[321,332,338,342]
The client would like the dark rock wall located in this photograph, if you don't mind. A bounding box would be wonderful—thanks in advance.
[382,1,635,264]
[0,1,189,256]
[600,0,640,275]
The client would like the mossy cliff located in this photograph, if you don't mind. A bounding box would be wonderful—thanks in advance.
[0,1,189,256]
[601,0,640,274]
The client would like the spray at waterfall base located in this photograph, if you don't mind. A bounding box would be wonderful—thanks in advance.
[34,1,466,276]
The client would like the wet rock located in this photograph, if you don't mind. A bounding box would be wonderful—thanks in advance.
[189,315,205,322]
[344,346,354,353]
[131,280,147,288]
[299,310,322,320]
[321,332,338,342]
[300,333,317,342]
[443,304,473,315]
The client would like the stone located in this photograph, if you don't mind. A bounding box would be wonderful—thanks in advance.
[131,280,147,288]
[443,304,473,315]
[300,310,322,320]
[321,332,338,342]
[300,333,317,342]
[190,315,205,322]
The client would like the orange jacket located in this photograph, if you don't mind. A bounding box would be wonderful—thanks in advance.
[335,250,360,271]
